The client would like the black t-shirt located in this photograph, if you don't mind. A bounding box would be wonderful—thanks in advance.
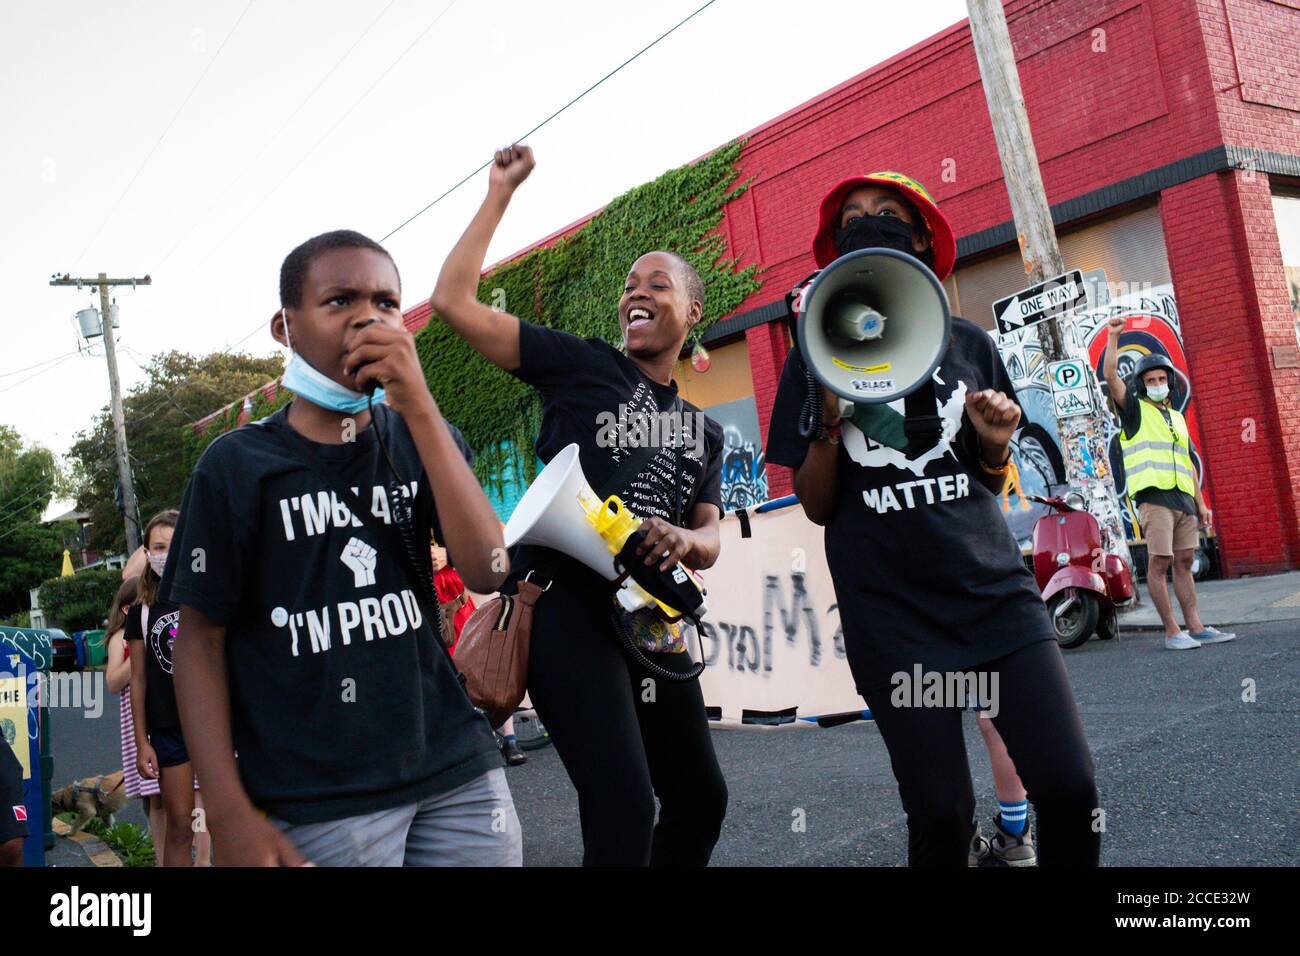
[508,321,724,584]
[1118,391,1197,517]
[160,403,500,825]
[766,317,1055,694]
[123,599,182,733]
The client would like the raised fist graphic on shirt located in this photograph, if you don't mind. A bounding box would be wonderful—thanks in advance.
[340,537,378,588]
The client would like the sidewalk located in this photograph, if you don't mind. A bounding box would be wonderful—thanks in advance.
[1118,569,1300,632]
[44,817,123,868]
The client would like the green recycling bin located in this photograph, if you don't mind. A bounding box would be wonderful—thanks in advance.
[83,629,108,668]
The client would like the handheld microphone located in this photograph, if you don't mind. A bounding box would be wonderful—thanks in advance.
[357,318,380,396]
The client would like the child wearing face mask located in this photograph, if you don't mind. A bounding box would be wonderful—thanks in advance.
[767,172,1099,867]
[162,230,516,868]
[105,575,167,864]
[125,509,212,866]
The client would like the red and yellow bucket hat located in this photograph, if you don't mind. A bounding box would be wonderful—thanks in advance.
[811,171,956,279]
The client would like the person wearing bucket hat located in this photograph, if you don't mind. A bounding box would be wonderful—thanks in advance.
[766,173,1099,867]
[810,171,957,279]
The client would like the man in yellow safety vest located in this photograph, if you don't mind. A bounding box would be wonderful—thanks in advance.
[1103,316,1235,650]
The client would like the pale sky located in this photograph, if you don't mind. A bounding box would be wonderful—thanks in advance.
[0,0,967,518]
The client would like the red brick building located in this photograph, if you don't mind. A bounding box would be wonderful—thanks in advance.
[429,0,1300,578]
[208,0,1300,576]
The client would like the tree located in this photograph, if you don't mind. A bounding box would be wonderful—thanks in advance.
[66,350,283,554]
[0,425,67,617]
[38,567,122,632]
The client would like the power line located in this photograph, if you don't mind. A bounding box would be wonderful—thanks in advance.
[156,0,402,269]
[120,346,203,423]
[0,450,68,525]
[380,0,720,242]
[0,350,83,379]
[70,0,258,268]
[0,511,70,544]
[197,0,459,267]
[0,351,82,396]
[0,485,56,526]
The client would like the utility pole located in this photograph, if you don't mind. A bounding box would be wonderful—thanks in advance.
[50,272,151,554]
[966,0,1131,568]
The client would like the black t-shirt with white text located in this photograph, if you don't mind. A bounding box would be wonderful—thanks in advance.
[160,403,500,825]
[123,600,182,734]
[766,317,1055,694]
[1118,390,1197,517]
[508,321,724,585]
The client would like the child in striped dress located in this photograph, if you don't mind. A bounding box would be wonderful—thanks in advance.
[105,576,165,865]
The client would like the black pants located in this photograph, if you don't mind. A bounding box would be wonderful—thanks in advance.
[861,638,1100,866]
[525,567,728,866]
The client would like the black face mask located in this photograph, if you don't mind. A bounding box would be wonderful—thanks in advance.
[835,213,917,257]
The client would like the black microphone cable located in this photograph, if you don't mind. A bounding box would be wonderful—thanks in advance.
[367,388,472,692]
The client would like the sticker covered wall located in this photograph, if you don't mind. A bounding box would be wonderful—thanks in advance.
[994,283,1214,545]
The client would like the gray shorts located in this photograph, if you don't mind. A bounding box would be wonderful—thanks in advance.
[269,767,522,867]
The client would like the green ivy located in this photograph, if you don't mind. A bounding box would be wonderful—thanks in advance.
[417,139,762,493]
[182,385,294,469]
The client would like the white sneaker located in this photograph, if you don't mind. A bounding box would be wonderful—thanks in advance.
[1189,626,1237,645]
[1165,632,1202,650]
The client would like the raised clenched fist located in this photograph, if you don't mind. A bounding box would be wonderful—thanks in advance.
[340,537,378,588]
[489,144,535,193]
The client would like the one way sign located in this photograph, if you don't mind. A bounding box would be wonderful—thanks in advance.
[992,269,1089,336]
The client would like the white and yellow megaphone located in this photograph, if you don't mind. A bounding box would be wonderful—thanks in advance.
[792,247,952,454]
[797,247,952,405]
[504,443,707,622]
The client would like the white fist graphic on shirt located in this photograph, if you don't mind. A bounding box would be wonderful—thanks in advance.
[340,537,378,587]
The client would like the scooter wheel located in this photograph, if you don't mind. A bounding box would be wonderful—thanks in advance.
[1050,588,1099,649]
[1097,606,1119,640]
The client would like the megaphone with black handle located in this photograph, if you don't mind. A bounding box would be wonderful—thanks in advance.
[792,247,952,452]
[504,444,707,622]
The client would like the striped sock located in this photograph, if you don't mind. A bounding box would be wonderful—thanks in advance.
[998,800,1028,836]
[503,734,517,742]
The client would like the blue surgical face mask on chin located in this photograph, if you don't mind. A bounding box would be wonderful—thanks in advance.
[279,309,385,414]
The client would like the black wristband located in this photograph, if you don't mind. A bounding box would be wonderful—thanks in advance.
[979,443,1012,468]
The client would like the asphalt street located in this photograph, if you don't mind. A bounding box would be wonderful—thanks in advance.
[47,619,1297,866]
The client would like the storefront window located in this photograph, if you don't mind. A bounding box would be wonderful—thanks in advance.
[1271,189,1300,348]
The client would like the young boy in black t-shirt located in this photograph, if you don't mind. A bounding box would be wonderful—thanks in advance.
[162,231,519,866]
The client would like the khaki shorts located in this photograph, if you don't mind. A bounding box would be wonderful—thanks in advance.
[1138,502,1200,556]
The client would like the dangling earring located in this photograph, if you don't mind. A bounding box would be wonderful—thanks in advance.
[690,330,710,372]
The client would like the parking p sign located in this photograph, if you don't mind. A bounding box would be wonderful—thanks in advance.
[1047,358,1094,419]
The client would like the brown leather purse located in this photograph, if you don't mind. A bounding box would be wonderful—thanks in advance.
[452,572,550,728]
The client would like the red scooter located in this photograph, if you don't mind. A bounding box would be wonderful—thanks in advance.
[1027,493,1135,648]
